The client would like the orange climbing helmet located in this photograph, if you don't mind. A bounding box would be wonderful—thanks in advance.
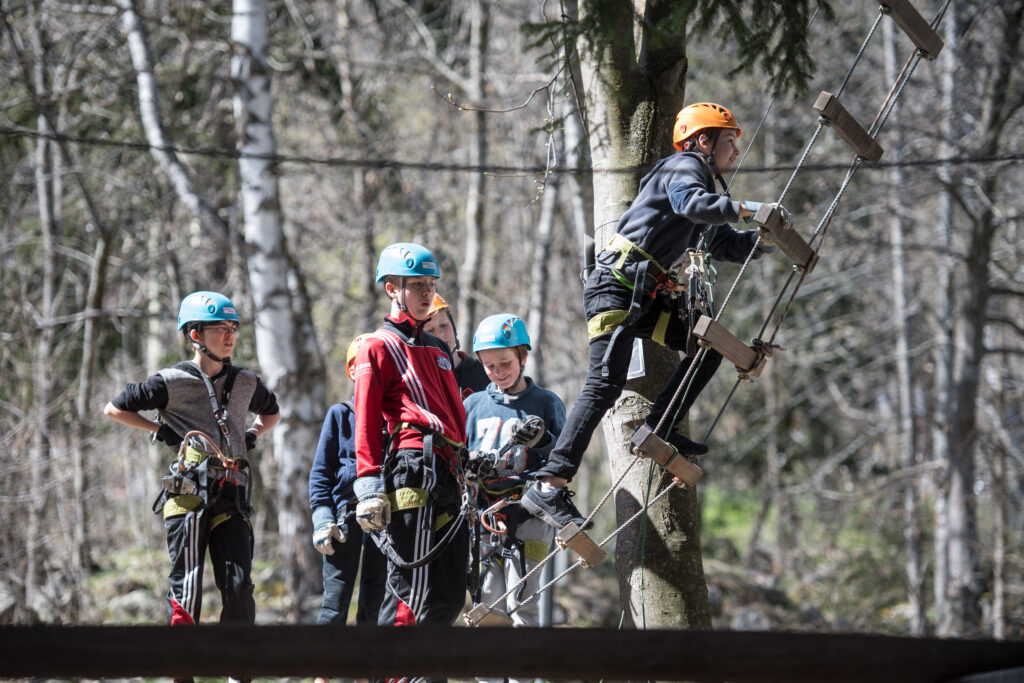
[672,102,742,151]
[427,294,452,319]
[346,333,372,381]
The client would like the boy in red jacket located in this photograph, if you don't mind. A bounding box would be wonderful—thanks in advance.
[352,242,469,631]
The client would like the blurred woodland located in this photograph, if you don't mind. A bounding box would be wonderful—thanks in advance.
[1,0,1022,643]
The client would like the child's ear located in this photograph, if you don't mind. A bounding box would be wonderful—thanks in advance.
[384,281,398,300]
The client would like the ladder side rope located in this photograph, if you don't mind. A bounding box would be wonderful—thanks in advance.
[477,5,945,620]
[836,11,885,99]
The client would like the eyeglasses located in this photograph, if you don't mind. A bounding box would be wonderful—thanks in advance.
[204,322,239,335]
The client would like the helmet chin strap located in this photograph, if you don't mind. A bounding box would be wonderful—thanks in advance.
[190,334,231,366]
[703,129,731,195]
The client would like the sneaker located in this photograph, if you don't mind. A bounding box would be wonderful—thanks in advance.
[641,423,708,456]
[521,482,593,530]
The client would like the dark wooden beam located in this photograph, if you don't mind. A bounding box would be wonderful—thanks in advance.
[883,0,944,59]
[1,625,1023,681]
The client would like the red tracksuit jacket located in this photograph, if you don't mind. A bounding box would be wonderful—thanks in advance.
[354,314,467,478]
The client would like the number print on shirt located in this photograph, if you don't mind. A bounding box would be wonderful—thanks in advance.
[476,416,502,451]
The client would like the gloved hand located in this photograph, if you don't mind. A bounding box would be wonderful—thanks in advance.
[468,450,499,477]
[772,202,792,227]
[509,416,547,449]
[245,431,258,451]
[756,226,777,248]
[353,476,391,532]
[312,505,345,555]
[740,200,762,223]
[155,423,183,448]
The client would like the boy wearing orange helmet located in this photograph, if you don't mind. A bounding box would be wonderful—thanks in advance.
[307,333,386,634]
[422,293,489,397]
[523,102,782,529]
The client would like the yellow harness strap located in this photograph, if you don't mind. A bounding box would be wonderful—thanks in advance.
[587,310,629,339]
[392,422,465,450]
[388,486,429,511]
[607,233,668,275]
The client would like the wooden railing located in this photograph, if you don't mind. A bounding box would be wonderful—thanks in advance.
[1,625,1022,681]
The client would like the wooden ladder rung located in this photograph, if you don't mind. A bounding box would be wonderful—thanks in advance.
[753,204,819,274]
[883,0,944,59]
[555,522,607,568]
[464,603,514,627]
[629,424,704,487]
[813,92,884,162]
[692,315,768,378]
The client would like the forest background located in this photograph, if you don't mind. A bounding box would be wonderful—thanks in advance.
[1,0,1022,644]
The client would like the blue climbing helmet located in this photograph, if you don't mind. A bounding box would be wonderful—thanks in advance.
[473,313,532,352]
[375,242,441,283]
[177,291,239,330]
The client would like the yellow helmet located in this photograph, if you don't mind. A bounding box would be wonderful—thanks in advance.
[673,102,742,151]
[346,333,372,381]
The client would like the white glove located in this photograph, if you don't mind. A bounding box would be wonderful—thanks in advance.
[313,523,345,556]
[311,505,346,555]
[355,494,391,533]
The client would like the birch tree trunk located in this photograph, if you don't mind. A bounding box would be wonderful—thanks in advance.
[457,0,488,338]
[27,29,57,620]
[884,19,925,636]
[573,0,709,628]
[932,1,960,628]
[118,0,231,247]
[231,0,328,610]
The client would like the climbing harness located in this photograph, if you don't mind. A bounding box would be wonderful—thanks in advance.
[369,423,476,571]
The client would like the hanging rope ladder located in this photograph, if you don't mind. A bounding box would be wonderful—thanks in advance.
[466,0,948,627]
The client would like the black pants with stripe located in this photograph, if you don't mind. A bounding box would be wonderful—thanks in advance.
[164,484,255,625]
[377,448,469,631]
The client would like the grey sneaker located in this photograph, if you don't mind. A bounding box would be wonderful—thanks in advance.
[521,482,592,530]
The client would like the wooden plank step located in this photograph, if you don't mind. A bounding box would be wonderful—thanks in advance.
[883,0,943,59]
[555,522,607,568]
[629,424,704,487]
[813,92,884,162]
[692,315,768,378]
[464,603,514,627]
[753,204,819,274]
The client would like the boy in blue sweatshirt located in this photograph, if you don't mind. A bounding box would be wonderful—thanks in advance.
[464,313,566,629]
[308,333,385,627]
[522,102,780,529]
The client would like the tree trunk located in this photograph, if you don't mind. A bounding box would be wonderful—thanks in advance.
[231,0,328,613]
[118,0,231,247]
[884,18,925,636]
[933,1,960,629]
[27,7,57,618]
[525,168,558,385]
[575,0,708,628]
[457,0,488,338]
